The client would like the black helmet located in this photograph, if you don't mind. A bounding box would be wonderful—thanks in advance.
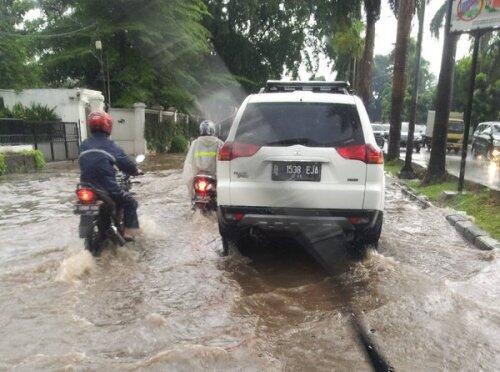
[199,120,216,136]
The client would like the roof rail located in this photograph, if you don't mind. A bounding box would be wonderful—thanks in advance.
[263,80,352,95]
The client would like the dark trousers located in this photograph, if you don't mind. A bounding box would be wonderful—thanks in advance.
[114,192,139,229]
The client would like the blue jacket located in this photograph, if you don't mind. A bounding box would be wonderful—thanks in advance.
[79,132,138,196]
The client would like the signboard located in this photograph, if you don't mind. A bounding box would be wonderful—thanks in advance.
[451,0,500,33]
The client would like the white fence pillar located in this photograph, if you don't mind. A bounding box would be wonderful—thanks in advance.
[133,102,146,155]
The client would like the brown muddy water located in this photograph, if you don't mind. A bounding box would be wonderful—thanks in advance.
[0,157,498,371]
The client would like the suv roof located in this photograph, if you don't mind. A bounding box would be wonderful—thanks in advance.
[248,91,357,104]
[263,80,352,94]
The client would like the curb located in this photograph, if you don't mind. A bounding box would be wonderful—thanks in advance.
[446,214,500,251]
[392,175,499,251]
[399,185,433,209]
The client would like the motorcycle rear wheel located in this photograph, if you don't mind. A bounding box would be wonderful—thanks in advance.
[84,222,104,256]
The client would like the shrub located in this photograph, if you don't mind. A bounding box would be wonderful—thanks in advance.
[169,134,189,153]
[22,150,46,170]
[0,153,5,175]
[0,103,60,121]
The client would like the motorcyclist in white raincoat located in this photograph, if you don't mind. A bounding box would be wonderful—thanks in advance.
[183,120,223,198]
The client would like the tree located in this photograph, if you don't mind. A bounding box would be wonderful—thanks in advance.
[356,0,381,106]
[424,0,459,184]
[387,0,416,161]
[401,0,426,179]
[374,38,436,123]
[203,0,361,92]
[32,0,211,111]
[0,1,40,89]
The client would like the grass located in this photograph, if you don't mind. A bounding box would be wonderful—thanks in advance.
[384,161,500,240]
[0,153,5,175]
[384,159,403,176]
[22,149,45,170]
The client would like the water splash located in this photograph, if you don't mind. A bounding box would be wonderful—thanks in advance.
[55,249,95,283]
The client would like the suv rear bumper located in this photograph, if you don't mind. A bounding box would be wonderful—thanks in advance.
[218,206,382,235]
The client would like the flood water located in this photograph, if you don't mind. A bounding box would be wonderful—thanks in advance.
[0,156,498,371]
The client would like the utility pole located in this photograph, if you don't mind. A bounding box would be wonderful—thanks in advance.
[401,0,426,179]
[458,31,483,192]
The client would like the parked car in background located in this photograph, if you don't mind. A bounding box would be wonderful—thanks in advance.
[371,123,385,149]
[217,80,385,256]
[381,123,390,139]
[400,122,422,153]
[472,122,500,161]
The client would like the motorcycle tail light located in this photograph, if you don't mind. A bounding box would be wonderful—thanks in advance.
[76,188,95,204]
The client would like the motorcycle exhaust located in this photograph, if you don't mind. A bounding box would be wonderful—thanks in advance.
[107,225,126,246]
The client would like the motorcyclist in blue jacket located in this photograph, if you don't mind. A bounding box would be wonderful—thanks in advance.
[79,111,140,240]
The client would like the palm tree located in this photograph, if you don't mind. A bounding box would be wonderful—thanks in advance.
[386,0,416,161]
[400,0,426,178]
[356,0,381,106]
[424,0,459,184]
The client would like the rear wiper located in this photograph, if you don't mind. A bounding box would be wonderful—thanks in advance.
[266,138,321,146]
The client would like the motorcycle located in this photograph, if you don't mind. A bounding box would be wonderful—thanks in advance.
[192,173,217,213]
[74,154,145,256]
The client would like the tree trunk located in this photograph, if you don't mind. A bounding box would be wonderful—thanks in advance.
[357,0,380,107]
[387,0,416,161]
[423,0,458,184]
[400,0,426,179]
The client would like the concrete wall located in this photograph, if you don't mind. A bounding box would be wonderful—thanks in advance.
[108,103,146,155]
[109,108,136,154]
[0,88,105,141]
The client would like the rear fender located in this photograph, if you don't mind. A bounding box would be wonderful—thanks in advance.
[79,215,95,238]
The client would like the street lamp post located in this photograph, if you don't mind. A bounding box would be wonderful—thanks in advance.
[95,40,111,109]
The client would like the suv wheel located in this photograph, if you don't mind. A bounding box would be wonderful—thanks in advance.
[361,213,383,247]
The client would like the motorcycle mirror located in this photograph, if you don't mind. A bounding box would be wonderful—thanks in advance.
[135,154,146,164]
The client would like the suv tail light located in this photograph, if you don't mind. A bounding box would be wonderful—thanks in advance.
[76,188,95,204]
[336,144,384,164]
[218,142,261,161]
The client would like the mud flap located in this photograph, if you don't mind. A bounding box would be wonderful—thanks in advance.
[79,216,94,238]
[298,225,350,275]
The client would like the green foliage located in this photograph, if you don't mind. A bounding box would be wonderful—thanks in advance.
[452,34,500,127]
[369,38,436,123]
[169,134,189,153]
[145,118,170,153]
[0,153,5,175]
[408,179,500,240]
[145,115,198,153]
[205,0,361,91]
[326,20,364,80]
[0,1,41,89]
[32,0,211,111]
[23,150,46,170]
[0,103,60,121]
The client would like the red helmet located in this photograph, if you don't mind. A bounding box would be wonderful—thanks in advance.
[88,111,113,135]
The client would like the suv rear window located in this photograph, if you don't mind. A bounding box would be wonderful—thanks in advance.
[235,102,364,147]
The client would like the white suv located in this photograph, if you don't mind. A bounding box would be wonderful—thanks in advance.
[217,81,384,252]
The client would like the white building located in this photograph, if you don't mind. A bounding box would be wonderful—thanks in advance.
[0,88,105,140]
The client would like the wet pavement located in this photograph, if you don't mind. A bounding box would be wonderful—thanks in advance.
[0,157,499,371]
[401,148,500,191]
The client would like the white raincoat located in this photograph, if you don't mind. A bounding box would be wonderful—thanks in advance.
[182,136,224,197]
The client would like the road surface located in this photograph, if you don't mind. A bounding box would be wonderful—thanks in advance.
[0,158,498,370]
[401,148,500,191]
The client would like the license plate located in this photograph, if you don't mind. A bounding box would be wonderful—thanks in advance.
[74,204,100,215]
[272,162,322,182]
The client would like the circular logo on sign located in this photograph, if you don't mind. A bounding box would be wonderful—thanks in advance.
[457,0,485,21]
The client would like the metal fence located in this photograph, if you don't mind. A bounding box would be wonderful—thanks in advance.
[0,119,80,161]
